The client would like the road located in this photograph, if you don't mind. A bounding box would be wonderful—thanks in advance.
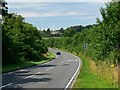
[1,48,82,89]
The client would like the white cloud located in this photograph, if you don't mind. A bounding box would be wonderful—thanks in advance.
[66,12,78,15]
[80,16,97,19]
[19,11,61,17]
[41,11,61,17]
[18,11,87,17]
[7,0,111,2]
[19,12,40,17]
[66,12,86,16]
[8,3,47,9]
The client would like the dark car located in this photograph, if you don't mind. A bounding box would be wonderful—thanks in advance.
[56,52,61,55]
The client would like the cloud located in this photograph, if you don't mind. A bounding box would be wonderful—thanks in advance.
[8,3,48,9]
[18,11,87,18]
[19,12,40,17]
[19,11,85,17]
[7,2,105,30]
[66,12,86,16]
[42,11,61,17]
[19,11,60,17]
[7,0,111,2]
[8,2,105,18]
[80,16,98,19]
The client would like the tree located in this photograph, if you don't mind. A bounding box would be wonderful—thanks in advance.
[0,0,8,16]
[46,28,51,36]
[59,28,64,33]
[2,11,48,64]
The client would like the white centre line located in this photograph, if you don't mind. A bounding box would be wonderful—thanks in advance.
[1,83,12,88]
[24,71,43,79]
[67,59,78,62]
[36,72,41,74]
[46,67,54,71]
[24,75,34,79]
[19,69,28,72]
[61,61,65,64]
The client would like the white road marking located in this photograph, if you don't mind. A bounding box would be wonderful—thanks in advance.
[1,83,12,88]
[19,69,27,72]
[73,59,78,61]
[61,61,65,64]
[65,54,82,89]
[67,59,78,62]
[24,75,34,79]
[36,72,41,74]
[46,67,54,71]
[67,60,73,61]
[24,72,42,79]
[2,49,81,89]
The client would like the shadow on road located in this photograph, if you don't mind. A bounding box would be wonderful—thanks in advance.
[37,64,57,68]
[2,69,53,88]
[62,64,69,66]
[4,77,52,88]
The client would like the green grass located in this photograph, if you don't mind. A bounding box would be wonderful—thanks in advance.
[2,52,56,73]
[73,54,117,88]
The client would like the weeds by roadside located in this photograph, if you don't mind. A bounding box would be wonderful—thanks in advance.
[73,53,117,88]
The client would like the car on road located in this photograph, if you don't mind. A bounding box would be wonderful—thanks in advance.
[56,52,61,55]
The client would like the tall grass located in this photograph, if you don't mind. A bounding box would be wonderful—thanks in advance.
[73,53,117,88]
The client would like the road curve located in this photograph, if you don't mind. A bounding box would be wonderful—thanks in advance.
[1,48,82,89]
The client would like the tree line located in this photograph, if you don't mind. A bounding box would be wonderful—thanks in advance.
[1,0,48,65]
[40,25,92,37]
[44,1,120,65]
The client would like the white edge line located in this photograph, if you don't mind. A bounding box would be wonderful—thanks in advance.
[24,75,34,79]
[46,67,54,71]
[64,53,82,89]
[36,72,41,74]
[1,83,12,88]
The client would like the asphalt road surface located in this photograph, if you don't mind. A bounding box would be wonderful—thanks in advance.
[1,48,82,89]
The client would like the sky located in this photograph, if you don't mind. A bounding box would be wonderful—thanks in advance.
[7,1,107,30]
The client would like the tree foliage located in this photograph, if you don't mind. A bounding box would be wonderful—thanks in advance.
[2,13,48,64]
[63,25,92,37]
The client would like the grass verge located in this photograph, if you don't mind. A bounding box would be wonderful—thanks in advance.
[73,53,117,88]
[2,52,56,73]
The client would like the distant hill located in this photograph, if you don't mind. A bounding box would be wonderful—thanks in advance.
[40,24,94,37]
